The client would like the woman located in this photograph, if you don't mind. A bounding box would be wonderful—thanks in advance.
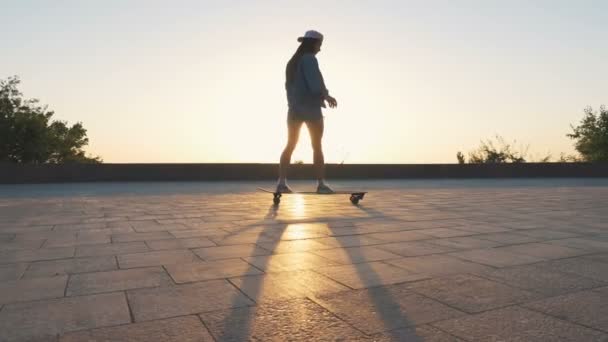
[277,30,338,194]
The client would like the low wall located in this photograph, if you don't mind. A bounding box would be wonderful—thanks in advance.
[1,162,607,184]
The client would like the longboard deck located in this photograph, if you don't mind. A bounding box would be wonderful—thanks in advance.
[257,188,366,195]
[257,187,367,204]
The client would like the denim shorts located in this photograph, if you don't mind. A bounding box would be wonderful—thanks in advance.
[287,108,323,121]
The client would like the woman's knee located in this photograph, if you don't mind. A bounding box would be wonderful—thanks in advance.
[284,142,298,153]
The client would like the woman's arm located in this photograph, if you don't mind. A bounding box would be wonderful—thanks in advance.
[301,54,337,108]
[300,54,329,98]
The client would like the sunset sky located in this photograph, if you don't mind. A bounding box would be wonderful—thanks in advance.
[2,0,607,163]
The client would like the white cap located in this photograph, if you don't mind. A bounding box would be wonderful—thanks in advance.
[297,30,324,42]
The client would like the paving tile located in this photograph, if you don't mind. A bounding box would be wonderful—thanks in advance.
[243,252,337,273]
[0,263,28,281]
[553,225,606,235]
[495,242,591,260]
[0,239,45,251]
[385,254,493,276]
[201,297,369,341]
[315,261,429,289]
[0,292,131,341]
[67,267,172,296]
[0,275,67,305]
[209,233,278,246]
[146,237,216,250]
[426,236,501,250]
[366,230,432,242]
[584,253,608,263]
[3,225,54,235]
[43,234,110,248]
[60,315,214,342]
[454,223,512,234]
[373,241,456,257]
[129,221,190,232]
[546,238,608,252]
[192,244,271,261]
[479,263,607,296]
[229,270,349,302]
[315,285,465,334]
[407,273,541,313]
[24,256,117,278]
[257,238,331,254]
[112,231,174,243]
[0,233,16,242]
[127,280,254,322]
[75,242,149,257]
[118,249,199,268]
[369,325,466,342]
[170,228,230,239]
[475,232,541,244]
[516,220,559,230]
[417,228,474,238]
[311,246,402,264]
[52,222,107,231]
[539,256,608,282]
[515,229,582,240]
[0,247,74,264]
[523,287,608,332]
[312,235,384,248]
[165,259,262,283]
[274,223,332,240]
[78,226,135,234]
[432,306,607,341]
[449,248,544,267]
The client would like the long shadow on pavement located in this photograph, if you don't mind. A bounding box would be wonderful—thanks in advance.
[203,198,423,341]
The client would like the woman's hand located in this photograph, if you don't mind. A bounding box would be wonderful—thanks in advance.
[324,95,338,108]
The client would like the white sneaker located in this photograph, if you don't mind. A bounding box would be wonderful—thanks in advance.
[316,183,335,194]
[276,184,293,193]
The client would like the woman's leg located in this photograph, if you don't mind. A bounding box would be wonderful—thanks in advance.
[305,118,326,182]
[278,119,304,184]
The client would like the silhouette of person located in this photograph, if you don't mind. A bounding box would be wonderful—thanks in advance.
[277,30,338,193]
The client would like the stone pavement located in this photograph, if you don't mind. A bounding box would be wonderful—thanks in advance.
[0,180,607,341]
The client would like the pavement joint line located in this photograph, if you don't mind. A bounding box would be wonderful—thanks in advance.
[124,291,136,324]
[305,295,374,337]
[63,274,71,297]
[196,314,219,342]
[426,324,475,342]
[225,277,259,305]
[161,264,179,285]
[308,268,359,291]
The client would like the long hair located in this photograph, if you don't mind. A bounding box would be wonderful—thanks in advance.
[285,38,320,87]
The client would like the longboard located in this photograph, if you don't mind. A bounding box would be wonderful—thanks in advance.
[257,188,367,205]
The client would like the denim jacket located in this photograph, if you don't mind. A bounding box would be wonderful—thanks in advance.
[286,53,329,120]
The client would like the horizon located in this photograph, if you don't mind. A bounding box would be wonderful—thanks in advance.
[2,1,607,164]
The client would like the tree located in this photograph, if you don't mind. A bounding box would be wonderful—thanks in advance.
[0,76,101,163]
[456,152,465,164]
[465,135,528,164]
[567,105,608,162]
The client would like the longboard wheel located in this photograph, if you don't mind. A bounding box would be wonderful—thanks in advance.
[350,195,359,204]
[273,193,281,205]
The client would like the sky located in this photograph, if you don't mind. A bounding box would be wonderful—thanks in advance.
[2,0,607,164]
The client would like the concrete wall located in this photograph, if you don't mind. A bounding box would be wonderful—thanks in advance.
[1,162,607,184]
